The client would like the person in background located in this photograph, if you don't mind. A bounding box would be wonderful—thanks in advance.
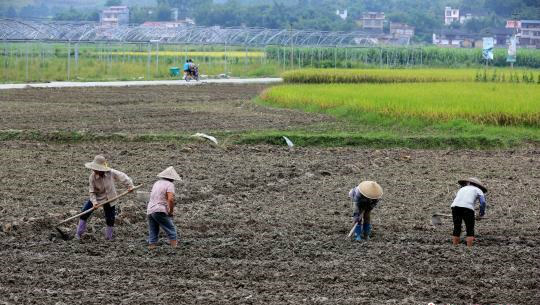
[146,166,182,249]
[183,59,192,80]
[348,181,383,241]
[76,155,134,240]
[451,177,487,247]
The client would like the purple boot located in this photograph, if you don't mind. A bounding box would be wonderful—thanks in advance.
[105,226,114,240]
[75,219,87,240]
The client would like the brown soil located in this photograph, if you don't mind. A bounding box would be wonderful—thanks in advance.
[0,84,330,133]
[0,85,539,305]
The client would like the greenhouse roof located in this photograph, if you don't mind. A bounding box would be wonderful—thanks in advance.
[0,18,381,47]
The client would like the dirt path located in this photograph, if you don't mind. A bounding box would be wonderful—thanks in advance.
[0,78,282,90]
[1,141,538,304]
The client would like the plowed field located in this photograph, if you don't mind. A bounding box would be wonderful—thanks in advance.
[0,84,538,305]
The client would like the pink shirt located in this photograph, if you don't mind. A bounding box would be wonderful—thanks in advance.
[146,179,175,215]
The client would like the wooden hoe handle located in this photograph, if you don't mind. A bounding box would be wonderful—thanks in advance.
[56,185,143,226]
[347,210,364,239]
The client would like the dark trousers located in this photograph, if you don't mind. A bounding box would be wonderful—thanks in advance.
[452,207,475,237]
[80,200,116,227]
[358,209,372,225]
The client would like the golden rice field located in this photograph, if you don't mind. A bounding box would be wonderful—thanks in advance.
[283,68,540,84]
[103,51,266,58]
[260,82,540,126]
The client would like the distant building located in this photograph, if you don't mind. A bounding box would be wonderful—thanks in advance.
[390,23,414,38]
[360,12,384,32]
[444,7,460,25]
[490,28,514,46]
[518,20,540,48]
[141,19,195,28]
[433,29,482,48]
[389,23,414,45]
[433,28,512,48]
[100,6,129,27]
[505,20,521,29]
[336,9,348,20]
[444,7,477,26]
[460,13,474,24]
[353,23,412,46]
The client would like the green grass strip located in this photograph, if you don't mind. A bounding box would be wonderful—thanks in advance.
[236,131,522,149]
[1,128,536,149]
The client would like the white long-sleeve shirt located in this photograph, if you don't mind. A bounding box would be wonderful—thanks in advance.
[450,185,486,215]
[89,169,134,205]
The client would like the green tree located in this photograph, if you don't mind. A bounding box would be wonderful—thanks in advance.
[106,0,123,6]
[6,5,17,18]
[157,5,172,21]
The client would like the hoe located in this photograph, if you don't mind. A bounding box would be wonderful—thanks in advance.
[431,213,452,226]
[55,185,142,240]
[431,212,487,226]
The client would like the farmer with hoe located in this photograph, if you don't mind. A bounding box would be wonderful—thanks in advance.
[450,177,487,247]
[146,166,182,249]
[75,155,134,240]
[349,181,383,241]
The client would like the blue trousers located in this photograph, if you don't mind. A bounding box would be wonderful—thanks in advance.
[80,200,116,227]
[147,212,178,244]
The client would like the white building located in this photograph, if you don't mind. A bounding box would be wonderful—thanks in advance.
[336,9,348,20]
[100,6,129,27]
[444,7,460,25]
[360,12,385,31]
[519,20,540,48]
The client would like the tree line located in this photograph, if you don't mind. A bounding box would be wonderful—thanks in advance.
[1,0,539,43]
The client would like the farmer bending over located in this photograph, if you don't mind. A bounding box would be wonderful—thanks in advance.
[451,177,487,247]
[75,155,134,240]
[349,181,383,241]
[146,166,182,249]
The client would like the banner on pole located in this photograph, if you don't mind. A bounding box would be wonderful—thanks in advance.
[482,37,494,60]
[507,36,517,63]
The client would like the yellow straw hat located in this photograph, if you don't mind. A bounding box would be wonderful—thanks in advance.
[458,177,487,193]
[157,166,182,181]
[358,181,383,199]
[84,155,111,172]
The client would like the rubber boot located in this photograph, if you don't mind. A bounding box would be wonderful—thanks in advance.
[362,223,372,241]
[170,240,178,248]
[75,219,87,240]
[452,236,460,245]
[354,223,363,241]
[105,226,114,241]
[466,236,474,247]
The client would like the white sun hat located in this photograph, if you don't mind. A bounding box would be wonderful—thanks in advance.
[84,155,111,172]
[358,181,383,199]
[157,166,182,181]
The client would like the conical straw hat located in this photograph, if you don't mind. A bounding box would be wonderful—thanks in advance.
[84,155,111,172]
[458,177,487,193]
[358,181,383,199]
[157,166,182,181]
